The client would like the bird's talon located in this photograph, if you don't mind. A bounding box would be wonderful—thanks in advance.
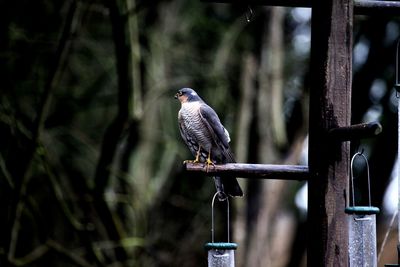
[205,159,215,172]
[183,159,200,164]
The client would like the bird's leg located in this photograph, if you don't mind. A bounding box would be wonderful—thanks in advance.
[205,149,215,172]
[183,146,202,164]
[193,146,201,163]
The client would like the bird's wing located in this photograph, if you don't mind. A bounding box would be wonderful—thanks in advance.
[198,104,235,162]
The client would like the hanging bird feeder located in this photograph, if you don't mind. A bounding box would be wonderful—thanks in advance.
[204,192,237,267]
[385,39,400,267]
[345,152,380,267]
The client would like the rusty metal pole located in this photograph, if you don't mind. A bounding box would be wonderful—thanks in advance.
[308,0,353,265]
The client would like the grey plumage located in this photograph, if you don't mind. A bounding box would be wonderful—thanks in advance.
[175,88,243,198]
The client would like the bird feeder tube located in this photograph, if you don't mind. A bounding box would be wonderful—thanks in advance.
[201,0,400,16]
[184,162,309,181]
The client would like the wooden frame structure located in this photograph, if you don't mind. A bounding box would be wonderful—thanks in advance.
[185,0,398,265]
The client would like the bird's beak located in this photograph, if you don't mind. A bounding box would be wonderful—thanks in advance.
[174,93,179,99]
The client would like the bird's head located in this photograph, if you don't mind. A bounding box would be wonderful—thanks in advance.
[174,88,202,103]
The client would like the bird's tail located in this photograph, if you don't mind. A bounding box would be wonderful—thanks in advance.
[213,176,243,200]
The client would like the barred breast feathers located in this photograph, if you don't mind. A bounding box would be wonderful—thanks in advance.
[179,101,212,149]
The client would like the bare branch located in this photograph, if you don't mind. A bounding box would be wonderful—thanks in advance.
[8,244,49,266]
[47,240,94,267]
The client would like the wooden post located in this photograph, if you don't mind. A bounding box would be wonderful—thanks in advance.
[308,0,353,265]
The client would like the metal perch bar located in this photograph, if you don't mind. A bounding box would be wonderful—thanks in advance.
[201,0,400,16]
[184,162,309,181]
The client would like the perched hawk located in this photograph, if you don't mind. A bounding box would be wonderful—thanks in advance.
[175,88,243,199]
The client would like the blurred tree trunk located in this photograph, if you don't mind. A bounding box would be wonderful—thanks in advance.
[3,1,79,265]
[92,0,133,264]
[240,7,296,267]
[234,53,257,266]
[352,17,395,208]
[127,0,143,120]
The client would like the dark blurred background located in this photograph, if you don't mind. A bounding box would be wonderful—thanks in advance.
[0,0,399,266]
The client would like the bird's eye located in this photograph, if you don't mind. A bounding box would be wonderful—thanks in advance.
[178,91,183,96]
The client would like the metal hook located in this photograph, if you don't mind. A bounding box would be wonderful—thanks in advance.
[350,151,372,207]
[245,6,254,23]
[211,191,230,243]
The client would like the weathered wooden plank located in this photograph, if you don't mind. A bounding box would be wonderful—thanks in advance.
[184,162,309,180]
[328,122,382,141]
[354,0,400,15]
[308,0,352,265]
[201,0,311,7]
[201,0,400,15]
